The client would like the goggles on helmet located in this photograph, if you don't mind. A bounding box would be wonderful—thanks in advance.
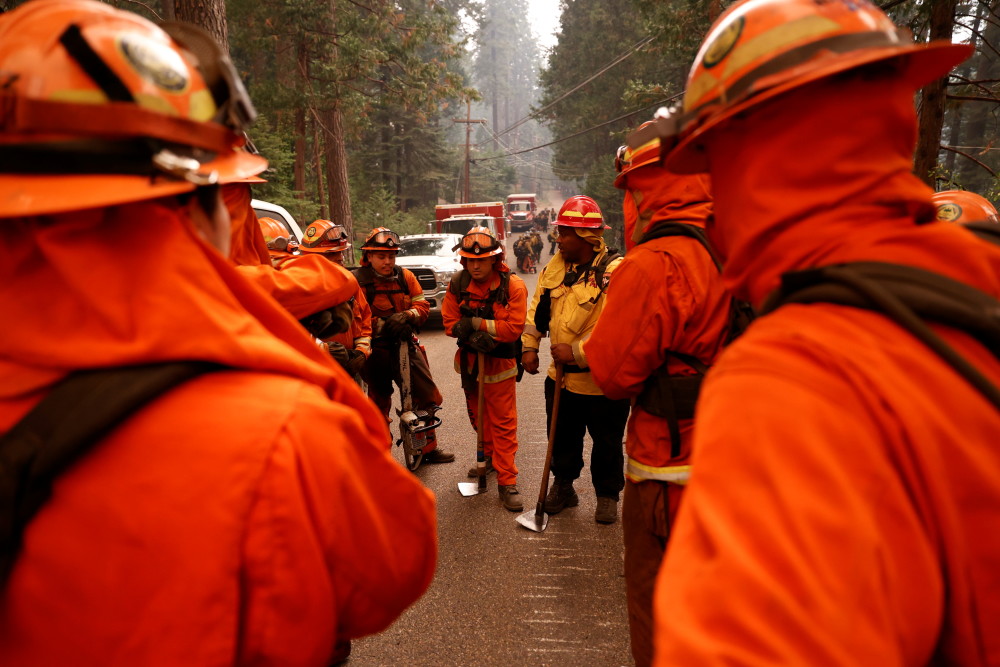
[362,228,401,250]
[455,228,502,258]
[301,221,349,250]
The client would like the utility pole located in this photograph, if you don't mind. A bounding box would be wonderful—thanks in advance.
[453,99,486,203]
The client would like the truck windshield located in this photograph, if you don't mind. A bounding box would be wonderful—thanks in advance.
[441,219,495,235]
[509,203,529,211]
[399,238,457,257]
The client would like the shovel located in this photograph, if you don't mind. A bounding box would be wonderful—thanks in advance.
[516,363,563,532]
[458,352,488,496]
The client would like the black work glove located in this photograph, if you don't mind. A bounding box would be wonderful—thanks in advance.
[326,341,351,368]
[466,330,497,354]
[301,302,352,338]
[346,349,367,376]
[383,312,412,340]
[452,317,476,342]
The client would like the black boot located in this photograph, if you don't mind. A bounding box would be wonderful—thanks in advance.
[543,478,578,514]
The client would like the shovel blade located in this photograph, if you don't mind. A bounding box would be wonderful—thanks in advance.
[457,482,484,497]
[515,510,548,532]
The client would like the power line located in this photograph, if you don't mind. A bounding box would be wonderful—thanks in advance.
[477,34,658,147]
[474,92,682,162]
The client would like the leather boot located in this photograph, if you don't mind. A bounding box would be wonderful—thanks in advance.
[498,484,523,512]
[595,497,618,524]
[543,478,578,514]
[422,448,455,463]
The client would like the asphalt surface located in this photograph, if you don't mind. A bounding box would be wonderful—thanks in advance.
[351,237,633,666]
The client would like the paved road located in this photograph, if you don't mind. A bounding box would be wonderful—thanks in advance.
[351,237,633,666]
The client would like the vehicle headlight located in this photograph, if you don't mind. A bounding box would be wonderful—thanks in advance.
[438,268,460,286]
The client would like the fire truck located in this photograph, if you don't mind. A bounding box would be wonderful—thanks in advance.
[434,202,507,242]
[506,193,537,232]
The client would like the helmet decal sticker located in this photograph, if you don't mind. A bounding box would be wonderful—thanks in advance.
[703,16,744,68]
[936,203,962,222]
[118,34,189,93]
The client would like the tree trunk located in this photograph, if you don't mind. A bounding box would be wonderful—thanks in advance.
[957,0,1000,191]
[324,104,355,264]
[914,0,958,185]
[312,113,327,218]
[173,0,228,53]
[294,41,307,199]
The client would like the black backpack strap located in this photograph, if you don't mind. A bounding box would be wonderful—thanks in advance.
[762,262,1000,409]
[965,222,1000,247]
[0,361,220,587]
[639,223,722,271]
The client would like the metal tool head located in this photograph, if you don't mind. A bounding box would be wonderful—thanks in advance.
[515,509,548,533]
[457,481,485,497]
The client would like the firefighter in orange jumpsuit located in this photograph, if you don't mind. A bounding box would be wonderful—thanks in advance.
[442,227,528,511]
[224,180,357,322]
[357,227,453,462]
[258,215,299,265]
[583,135,730,667]
[0,2,436,665]
[635,0,1000,664]
[299,219,372,382]
[522,195,630,525]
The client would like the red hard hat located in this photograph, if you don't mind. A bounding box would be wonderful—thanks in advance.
[932,190,999,225]
[556,195,606,228]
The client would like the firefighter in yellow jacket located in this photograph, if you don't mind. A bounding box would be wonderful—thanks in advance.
[521,196,630,524]
[442,227,528,511]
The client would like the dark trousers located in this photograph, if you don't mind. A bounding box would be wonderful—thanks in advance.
[544,376,628,499]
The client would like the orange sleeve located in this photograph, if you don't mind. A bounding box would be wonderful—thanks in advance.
[441,283,462,337]
[240,381,437,661]
[490,275,527,343]
[351,285,372,356]
[403,269,430,325]
[235,255,357,320]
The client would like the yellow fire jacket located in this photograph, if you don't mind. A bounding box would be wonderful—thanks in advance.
[521,248,622,395]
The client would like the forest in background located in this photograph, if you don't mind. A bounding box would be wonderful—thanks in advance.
[2,0,997,254]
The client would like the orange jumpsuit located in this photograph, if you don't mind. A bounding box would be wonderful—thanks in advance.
[654,76,1000,665]
[326,284,373,362]
[441,265,528,485]
[584,170,729,667]
[224,183,357,318]
[0,199,437,666]
[363,266,444,453]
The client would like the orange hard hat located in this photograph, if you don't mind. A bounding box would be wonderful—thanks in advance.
[456,226,503,258]
[300,219,350,253]
[614,120,662,189]
[932,190,999,225]
[0,0,266,218]
[625,0,971,174]
[556,195,606,228]
[258,216,298,253]
[361,227,401,252]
